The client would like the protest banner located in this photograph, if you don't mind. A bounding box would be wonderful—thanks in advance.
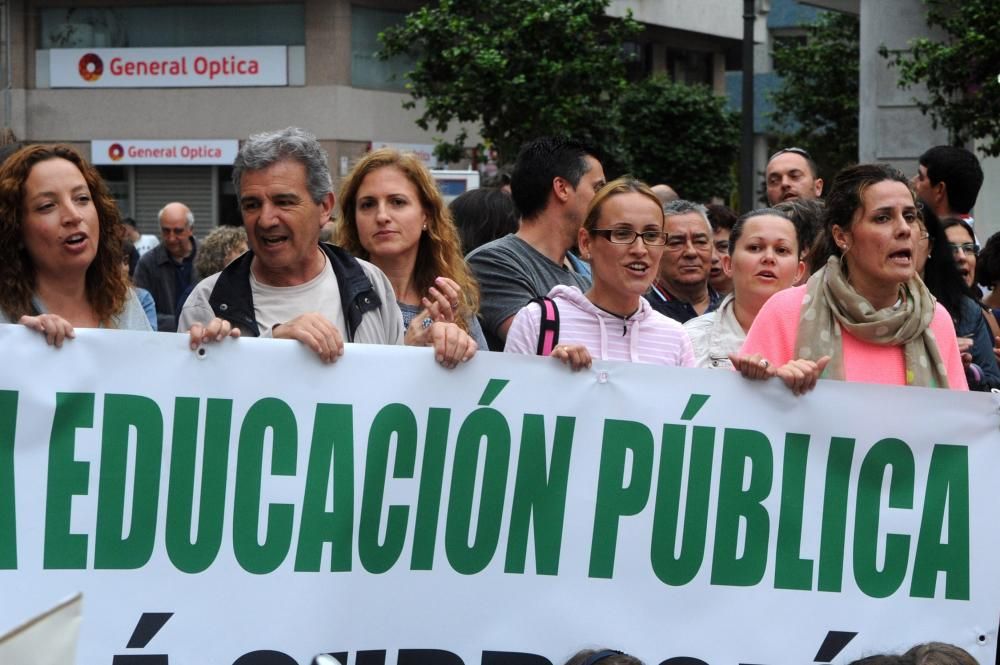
[0,326,997,665]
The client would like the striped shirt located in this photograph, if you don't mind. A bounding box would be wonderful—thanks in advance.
[504,285,695,367]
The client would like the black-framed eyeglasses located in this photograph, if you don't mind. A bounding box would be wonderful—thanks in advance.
[768,147,813,162]
[949,242,979,256]
[590,228,668,246]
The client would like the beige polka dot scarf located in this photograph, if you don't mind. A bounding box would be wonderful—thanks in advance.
[795,256,949,387]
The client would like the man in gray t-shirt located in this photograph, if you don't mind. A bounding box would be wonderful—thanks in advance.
[468,137,605,351]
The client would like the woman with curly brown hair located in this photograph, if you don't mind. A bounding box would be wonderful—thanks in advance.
[336,148,487,349]
[0,144,152,343]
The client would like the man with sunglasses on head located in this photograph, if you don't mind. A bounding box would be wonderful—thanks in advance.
[765,147,824,206]
[135,202,198,332]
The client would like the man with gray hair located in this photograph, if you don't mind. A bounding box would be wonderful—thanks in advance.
[646,200,721,323]
[135,201,198,332]
[179,127,475,366]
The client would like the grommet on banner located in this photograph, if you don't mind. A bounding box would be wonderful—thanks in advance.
[196,346,208,359]
[597,370,609,384]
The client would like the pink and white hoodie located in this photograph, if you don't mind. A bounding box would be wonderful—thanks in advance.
[504,285,695,367]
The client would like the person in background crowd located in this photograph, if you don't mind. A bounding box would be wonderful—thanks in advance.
[765,147,824,205]
[705,203,737,295]
[172,225,249,313]
[122,239,157,330]
[646,200,721,323]
[0,144,154,341]
[737,163,967,392]
[914,205,999,390]
[450,186,520,254]
[179,127,474,367]
[976,231,1000,322]
[912,145,983,226]
[336,148,487,350]
[482,168,512,194]
[468,137,606,350]
[775,197,825,281]
[563,649,645,665]
[123,215,160,257]
[134,201,198,332]
[685,208,804,369]
[941,217,981,294]
[651,183,679,207]
[505,177,693,371]
[905,642,980,665]
[848,656,915,665]
[122,217,141,274]
[195,225,248,279]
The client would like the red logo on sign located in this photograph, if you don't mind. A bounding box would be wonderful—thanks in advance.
[78,53,103,82]
[108,143,124,161]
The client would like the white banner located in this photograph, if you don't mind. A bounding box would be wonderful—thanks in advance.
[91,140,239,166]
[0,325,997,665]
[49,46,287,88]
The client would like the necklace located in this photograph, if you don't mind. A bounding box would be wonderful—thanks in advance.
[591,302,639,336]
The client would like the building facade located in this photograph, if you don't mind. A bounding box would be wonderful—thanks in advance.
[1,0,763,233]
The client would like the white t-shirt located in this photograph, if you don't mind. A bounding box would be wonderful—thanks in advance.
[250,254,346,336]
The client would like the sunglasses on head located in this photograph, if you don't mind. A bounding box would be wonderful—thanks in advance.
[768,147,813,162]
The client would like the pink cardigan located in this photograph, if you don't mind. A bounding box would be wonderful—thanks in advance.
[741,285,968,390]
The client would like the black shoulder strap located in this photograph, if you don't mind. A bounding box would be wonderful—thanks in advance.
[529,296,559,356]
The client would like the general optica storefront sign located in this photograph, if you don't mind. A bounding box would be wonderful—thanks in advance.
[49,46,287,88]
[91,140,239,165]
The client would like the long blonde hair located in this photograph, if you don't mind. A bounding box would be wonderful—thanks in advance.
[336,149,480,331]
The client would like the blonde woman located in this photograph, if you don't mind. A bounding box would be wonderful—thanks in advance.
[336,149,487,349]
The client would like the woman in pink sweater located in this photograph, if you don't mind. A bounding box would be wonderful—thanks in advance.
[737,163,967,392]
[505,177,694,370]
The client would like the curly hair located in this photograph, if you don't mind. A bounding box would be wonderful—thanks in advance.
[0,144,129,324]
[335,148,479,332]
[195,225,248,278]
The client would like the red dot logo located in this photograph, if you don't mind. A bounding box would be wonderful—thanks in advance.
[78,53,103,82]
[108,143,124,161]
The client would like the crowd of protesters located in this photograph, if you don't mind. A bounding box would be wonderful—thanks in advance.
[2,127,993,394]
[0,129,994,663]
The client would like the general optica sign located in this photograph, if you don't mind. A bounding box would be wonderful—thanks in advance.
[49,46,287,88]
[91,140,239,165]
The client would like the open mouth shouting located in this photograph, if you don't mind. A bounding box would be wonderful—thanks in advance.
[625,261,650,276]
[63,232,89,253]
[888,247,912,266]
[259,234,289,249]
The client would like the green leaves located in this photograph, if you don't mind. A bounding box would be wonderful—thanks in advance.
[768,12,859,183]
[618,76,740,202]
[378,0,640,166]
[882,0,1000,157]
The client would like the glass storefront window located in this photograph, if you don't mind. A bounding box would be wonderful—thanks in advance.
[96,165,130,219]
[40,5,305,49]
[350,5,414,91]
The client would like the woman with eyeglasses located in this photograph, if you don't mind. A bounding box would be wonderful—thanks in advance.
[942,217,981,292]
[736,163,967,393]
[914,205,1000,390]
[505,177,694,370]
